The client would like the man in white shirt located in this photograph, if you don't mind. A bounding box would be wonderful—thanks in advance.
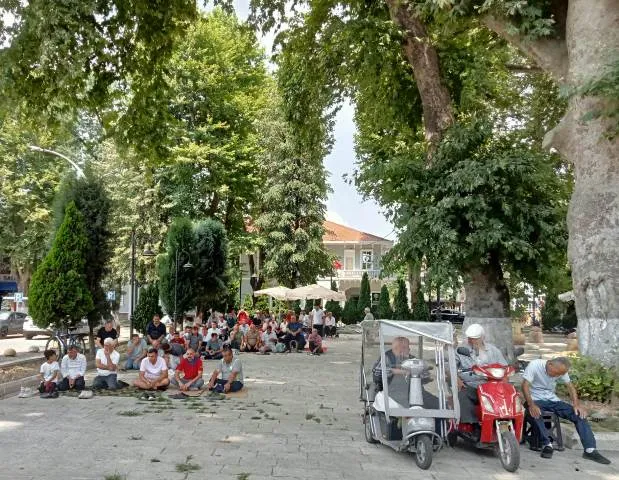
[207,321,221,339]
[260,325,278,353]
[311,304,325,337]
[93,337,120,390]
[133,347,170,393]
[58,345,87,391]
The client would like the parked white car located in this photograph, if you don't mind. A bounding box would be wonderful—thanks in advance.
[22,316,91,339]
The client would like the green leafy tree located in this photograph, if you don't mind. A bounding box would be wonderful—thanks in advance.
[53,170,112,351]
[412,288,430,322]
[540,293,563,330]
[254,94,332,288]
[192,219,229,312]
[377,285,393,319]
[393,279,411,320]
[157,218,196,321]
[325,280,343,319]
[132,284,163,334]
[28,202,94,329]
[357,272,372,317]
[243,294,255,312]
[342,297,359,325]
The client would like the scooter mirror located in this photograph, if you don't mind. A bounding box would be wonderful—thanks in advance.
[513,347,525,357]
[457,346,471,356]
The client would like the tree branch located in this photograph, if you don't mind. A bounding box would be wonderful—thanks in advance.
[483,15,568,82]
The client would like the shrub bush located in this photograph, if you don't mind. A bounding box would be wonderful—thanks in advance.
[556,354,618,403]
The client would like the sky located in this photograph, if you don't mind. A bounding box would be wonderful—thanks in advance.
[231,0,396,241]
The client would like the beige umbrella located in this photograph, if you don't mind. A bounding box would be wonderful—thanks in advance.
[287,284,346,302]
[252,286,293,300]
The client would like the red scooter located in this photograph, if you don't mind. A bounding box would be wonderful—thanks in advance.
[448,347,525,472]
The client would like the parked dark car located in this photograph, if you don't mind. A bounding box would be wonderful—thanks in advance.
[430,309,465,324]
[0,311,29,336]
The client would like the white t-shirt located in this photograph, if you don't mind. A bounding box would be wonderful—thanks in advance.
[40,361,60,382]
[522,359,570,402]
[262,331,278,346]
[312,308,325,326]
[207,327,221,338]
[302,314,310,327]
[324,315,336,326]
[140,356,168,381]
[95,349,120,376]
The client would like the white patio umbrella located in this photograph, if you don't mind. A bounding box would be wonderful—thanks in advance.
[287,284,346,302]
[252,286,293,300]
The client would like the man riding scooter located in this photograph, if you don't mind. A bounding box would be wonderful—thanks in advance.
[457,324,507,422]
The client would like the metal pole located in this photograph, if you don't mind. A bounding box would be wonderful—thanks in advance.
[129,229,136,338]
[174,250,179,323]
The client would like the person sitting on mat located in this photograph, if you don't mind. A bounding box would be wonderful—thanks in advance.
[206,345,244,393]
[133,347,170,392]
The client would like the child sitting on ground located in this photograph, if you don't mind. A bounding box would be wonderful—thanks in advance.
[38,349,61,398]
[307,328,323,355]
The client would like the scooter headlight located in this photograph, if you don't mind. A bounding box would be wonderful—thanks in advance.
[481,395,495,413]
[486,367,506,379]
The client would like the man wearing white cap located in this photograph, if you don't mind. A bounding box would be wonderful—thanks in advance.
[457,323,507,422]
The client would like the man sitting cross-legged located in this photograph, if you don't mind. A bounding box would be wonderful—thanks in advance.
[240,323,261,352]
[171,348,204,391]
[207,345,244,393]
[134,347,170,395]
[307,328,323,355]
[58,344,86,391]
[203,332,223,360]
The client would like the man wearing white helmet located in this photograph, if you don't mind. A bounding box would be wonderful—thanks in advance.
[457,323,507,422]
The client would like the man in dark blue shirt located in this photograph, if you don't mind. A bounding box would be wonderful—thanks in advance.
[146,314,167,345]
[283,317,306,352]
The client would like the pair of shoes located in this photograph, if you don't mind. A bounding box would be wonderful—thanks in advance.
[583,450,611,465]
[18,387,35,398]
[140,392,155,401]
[540,445,554,459]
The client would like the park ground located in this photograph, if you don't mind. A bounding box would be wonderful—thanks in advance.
[0,335,618,480]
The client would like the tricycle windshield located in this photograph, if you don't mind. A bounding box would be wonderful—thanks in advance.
[361,319,460,427]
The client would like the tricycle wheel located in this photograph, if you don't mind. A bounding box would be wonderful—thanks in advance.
[414,435,433,470]
[447,430,458,448]
[498,430,520,472]
[363,409,378,444]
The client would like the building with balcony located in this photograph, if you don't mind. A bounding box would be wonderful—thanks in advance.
[317,221,394,302]
[239,220,394,305]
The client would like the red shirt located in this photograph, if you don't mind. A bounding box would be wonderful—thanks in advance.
[177,357,202,379]
[238,311,249,325]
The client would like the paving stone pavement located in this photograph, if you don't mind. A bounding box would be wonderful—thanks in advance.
[0,335,618,480]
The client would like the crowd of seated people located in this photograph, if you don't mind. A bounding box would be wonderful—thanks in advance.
[35,307,336,399]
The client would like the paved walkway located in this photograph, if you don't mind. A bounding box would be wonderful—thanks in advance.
[0,336,617,480]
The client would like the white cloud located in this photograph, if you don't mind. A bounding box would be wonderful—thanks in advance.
[326,210,349,226]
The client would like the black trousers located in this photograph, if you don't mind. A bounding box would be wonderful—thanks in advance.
[57,377,86,391]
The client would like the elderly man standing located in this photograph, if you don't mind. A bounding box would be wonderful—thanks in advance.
[134,347,170,394]
[522,357,611,464]
[171,348,204,391]
[58,345,86,391]
[93,338,120,390]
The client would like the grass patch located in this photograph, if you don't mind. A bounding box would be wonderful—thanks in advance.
[150,458,160,463]
[313,417,321,423]
[129,435,143,441]
[250,416,262,420]
[104,474,126,480]
[117,410,142,417]
[305,413,315,420]
[176,455,201,474]
[237,474,251,480]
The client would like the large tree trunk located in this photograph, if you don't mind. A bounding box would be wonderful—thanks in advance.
[485,0,619,365]
[408,260,421,306]
[553,0,619,366]
[462,253,514,362]
[384,0,454,149]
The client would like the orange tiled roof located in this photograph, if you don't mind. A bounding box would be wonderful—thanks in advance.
[323,220,390,243]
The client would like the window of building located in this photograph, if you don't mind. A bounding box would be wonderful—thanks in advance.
[361,250,373,270]
[344,250,355,270]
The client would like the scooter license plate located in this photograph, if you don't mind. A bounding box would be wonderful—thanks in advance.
[497,421,511,433]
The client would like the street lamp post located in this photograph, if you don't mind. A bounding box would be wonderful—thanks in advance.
[173,249,193,323]
[129,229,156,337]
